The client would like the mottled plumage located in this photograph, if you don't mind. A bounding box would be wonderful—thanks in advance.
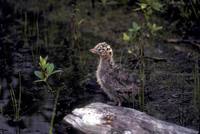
[90,42,140,106]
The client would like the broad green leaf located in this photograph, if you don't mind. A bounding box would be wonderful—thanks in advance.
[47,63,54,74]
[45,63,50,69]
[34,71,44,80]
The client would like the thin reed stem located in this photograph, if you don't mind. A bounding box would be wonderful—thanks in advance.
[49,89,60,134]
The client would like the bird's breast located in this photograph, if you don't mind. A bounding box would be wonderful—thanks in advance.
[96,64,108,89]
[96,68,104,87]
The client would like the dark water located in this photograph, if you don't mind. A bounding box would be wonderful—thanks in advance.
[0,0,200,134]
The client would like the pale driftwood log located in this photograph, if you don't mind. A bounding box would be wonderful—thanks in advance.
[64,102,198,134]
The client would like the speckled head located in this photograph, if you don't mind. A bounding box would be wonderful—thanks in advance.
[90,42,113,58]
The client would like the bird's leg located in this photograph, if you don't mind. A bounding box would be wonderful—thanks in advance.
[117,100,122,106]
[114,97,122,106]
[118,102,121,106]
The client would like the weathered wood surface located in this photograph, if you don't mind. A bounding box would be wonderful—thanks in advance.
[64,102,198,134]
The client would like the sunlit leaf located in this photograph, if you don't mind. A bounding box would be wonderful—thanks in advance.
[140,3,147,10]
[123,33,130,42]
[39,56,46,67]
[39,56,43,63]
[47,63,54,74]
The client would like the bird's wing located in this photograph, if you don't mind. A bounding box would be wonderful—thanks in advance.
[107,64,140,93]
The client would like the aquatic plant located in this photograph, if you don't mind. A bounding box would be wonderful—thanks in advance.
[34,56,62,134]
[123,0,163,111]
[34,56,62,91]
[9,72,22,121]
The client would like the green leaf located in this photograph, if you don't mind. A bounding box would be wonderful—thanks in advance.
[147,23,162,35]
[43,63,47,70]
[49,70,63,77]
[140,3,147,10]
[123,33,130,42]
[150,1,163,11]
[34,80,45,83]
[128,28,134,32]
[39,56,43,63]
[34,71,44,80]
[39,56,47,68]
[47,63,55,74]
[44,56,48,61]
[131,22,141,32]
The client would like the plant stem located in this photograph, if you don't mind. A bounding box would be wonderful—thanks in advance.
[17,72,22,121]
[45,81,54,92]
[49,89,60,134]
[139,38,145,111]
[9,84,17,120]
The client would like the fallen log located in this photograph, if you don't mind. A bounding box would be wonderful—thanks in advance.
[63,102,198,134]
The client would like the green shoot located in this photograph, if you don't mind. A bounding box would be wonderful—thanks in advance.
[123,22,141,43]
[9,72,22,121]
[122,0,163,111]
[34,56,63,134]
[34,56,62,83]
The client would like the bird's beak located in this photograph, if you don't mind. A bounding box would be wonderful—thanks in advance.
[89,48,96,53]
